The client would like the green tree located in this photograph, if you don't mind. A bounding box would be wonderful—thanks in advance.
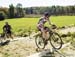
[8,4,15,18]
[0,12,5,21]
[16,3,24,17]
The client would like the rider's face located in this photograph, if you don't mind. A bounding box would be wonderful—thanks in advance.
[45,16,49,19]
[5,22,8,25]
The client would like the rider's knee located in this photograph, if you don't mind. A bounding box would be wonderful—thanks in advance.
[44,27,49,32]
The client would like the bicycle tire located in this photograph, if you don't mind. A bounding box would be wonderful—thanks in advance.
[35,35,45,49]
[50,32,62,50]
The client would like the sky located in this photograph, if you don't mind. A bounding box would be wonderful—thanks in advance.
[0,0,75,7]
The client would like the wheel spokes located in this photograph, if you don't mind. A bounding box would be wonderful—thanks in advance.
[36,36,45,49]
[50,33,62,49]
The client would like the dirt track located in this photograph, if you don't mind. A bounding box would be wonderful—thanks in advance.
[0,37,37,57]
[59,27,75,34]
[0,27,75,57]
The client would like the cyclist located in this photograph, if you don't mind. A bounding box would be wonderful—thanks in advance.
[37,12,52,45]
[3,22,13,39]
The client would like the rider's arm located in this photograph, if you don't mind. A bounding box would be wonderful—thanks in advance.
[3,25,5,30]
[3,25,6,33]
[10,25,12,29]
[48,18,52,25]
[8,25,12,30]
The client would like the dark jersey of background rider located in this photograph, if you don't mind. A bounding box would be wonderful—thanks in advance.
[3,22,12,33]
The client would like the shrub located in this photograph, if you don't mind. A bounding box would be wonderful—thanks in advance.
[71,32,75,38]
[22,33,29,37]
[61,34,67,37]
[0,12,5,21]
[61,26,66,29]
[17,28,23,32]
[61,32,73,38]
[67,32,72,37]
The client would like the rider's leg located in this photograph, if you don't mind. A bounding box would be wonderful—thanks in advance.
[41,28,48,45]
[8,33,13,39]
[37,25,49,40]
[41,27,49,40]
[41,28,46,40]
[5,34,9,39]
[7,31,13,39]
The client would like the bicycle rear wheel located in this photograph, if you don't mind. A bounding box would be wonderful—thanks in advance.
[50,32,62,50]
[35,35,45,49]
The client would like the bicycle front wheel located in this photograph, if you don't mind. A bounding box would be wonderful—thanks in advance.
[35,35,45,49]
[50,32,62,50]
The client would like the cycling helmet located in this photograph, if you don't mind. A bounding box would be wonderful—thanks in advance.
[44,12,50,17]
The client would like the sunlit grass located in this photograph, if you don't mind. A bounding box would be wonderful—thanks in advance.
[0,16,75,33]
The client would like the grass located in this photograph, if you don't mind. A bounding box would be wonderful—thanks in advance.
[51,16,75,26]
[0,18,39,33]
[0,16,75,33]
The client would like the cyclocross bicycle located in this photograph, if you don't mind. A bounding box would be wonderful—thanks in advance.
[35,25,62,50]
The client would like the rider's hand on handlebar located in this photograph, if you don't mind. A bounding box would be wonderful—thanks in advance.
[51,24,57,29]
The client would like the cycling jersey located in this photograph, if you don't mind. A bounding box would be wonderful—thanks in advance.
[3,25,11,34]
[37,17,49,31]
[38,17,47,25]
